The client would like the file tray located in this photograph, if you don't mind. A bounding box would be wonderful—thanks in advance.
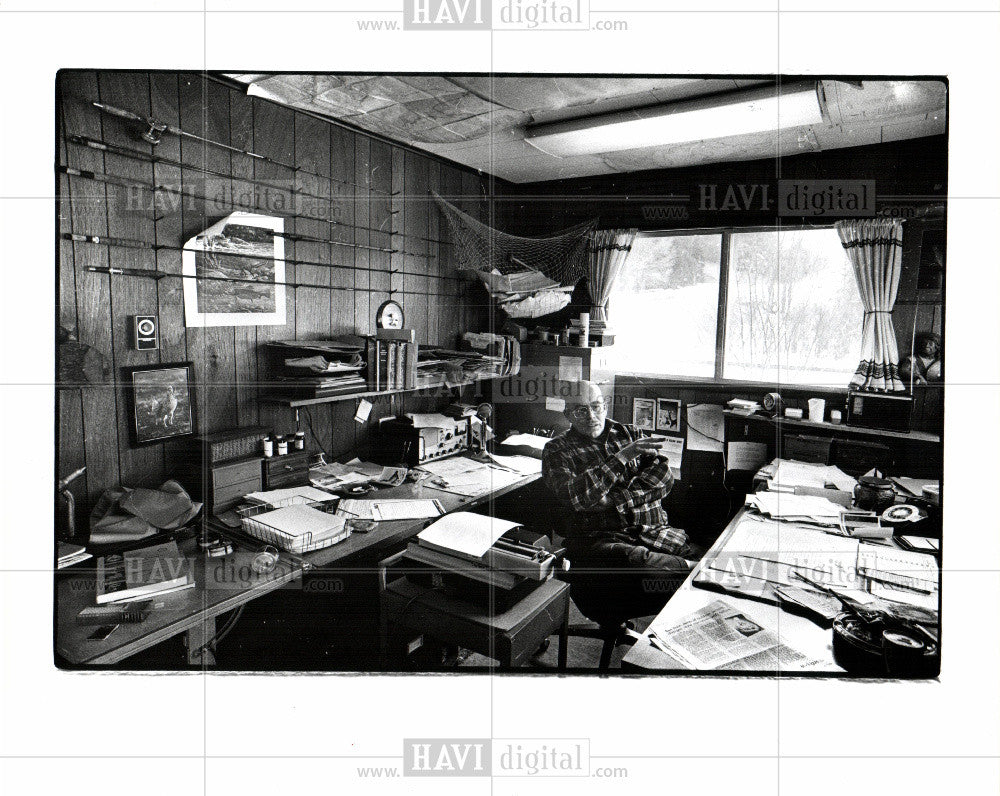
[237,499,350,554]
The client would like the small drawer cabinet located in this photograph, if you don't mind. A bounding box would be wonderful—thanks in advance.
[263,451,312,490]
[210,456,264,512]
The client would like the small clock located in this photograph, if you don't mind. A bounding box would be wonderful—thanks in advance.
[375,299,405,330]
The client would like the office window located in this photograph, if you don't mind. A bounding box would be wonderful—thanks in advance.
[607,227,863,386]
[605,234,721,378]
[723,229,862,385]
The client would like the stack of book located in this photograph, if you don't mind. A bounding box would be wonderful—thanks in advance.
[585,317,615,346]
[265,337,368,399]
[96,541,194,604]
[57,541,92,569]
[366,329,419,391]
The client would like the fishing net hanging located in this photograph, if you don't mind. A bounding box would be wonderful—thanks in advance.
[432,192,596,286]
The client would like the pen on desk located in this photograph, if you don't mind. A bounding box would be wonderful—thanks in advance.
[646,630,671,655]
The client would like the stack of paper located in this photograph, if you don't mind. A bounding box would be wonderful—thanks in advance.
[700,516,860,592]
[244,486,336,508]
[486,453,543,476]
[857,545,939,593]
[769,459,857,492]
[499,433,550,453]
[746,491,846,525]
[309,461,375,488]
[242,504,348,553]
[57,542,92,569]
[416,512,520,559]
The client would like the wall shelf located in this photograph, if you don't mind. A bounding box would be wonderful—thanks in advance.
[723,409,940,444]
[260,377,494,408]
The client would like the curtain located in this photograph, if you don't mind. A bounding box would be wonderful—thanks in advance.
[836,218,906,392]
[587,228,637,323]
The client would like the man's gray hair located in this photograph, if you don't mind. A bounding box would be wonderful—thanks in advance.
[561,380,603,407]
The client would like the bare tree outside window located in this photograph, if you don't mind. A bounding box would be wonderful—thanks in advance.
[606,234,721,377]
[724,229,862,386]
[607,228,862,386]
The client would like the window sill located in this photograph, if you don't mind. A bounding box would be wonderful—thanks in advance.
[612,371,851,396]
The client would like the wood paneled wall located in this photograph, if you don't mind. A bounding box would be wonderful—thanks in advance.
[57,71,492,535]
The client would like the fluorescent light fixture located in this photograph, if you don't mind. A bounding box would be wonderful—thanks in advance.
[524,82,825,157]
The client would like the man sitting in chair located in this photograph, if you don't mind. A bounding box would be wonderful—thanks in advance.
[542,380,700,587]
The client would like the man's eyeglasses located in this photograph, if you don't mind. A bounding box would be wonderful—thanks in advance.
[568,400,608,420]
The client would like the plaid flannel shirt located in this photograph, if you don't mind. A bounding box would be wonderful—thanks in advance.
[542,420,688,554]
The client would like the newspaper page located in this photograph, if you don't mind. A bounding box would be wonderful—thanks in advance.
[651,600,821,670]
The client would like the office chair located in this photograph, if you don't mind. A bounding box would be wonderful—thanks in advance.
[555,564,656,669]
[537,493,676,670]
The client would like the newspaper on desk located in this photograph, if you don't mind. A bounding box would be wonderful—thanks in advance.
[309,460,374,488]
[649,599,823,671]
[417,455,529,498]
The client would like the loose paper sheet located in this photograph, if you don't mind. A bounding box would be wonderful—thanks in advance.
[545,397,566,412]
[371,500,443,522]
[558,355,583,381]
[244,486,335,507]
[648,435,684,479]
[417,457,488,480]
[354,399,373,423]
[686,404,725,452]
[727,441,768,472]
[417,511,521,558]
[486,453,543,475]
[407,412,455,429]
[500,433,551,452]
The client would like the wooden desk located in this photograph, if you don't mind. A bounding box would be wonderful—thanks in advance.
[724,410,941,479]
[56,534,307,666]
[621,508,845,673]
[302,456,542,570]
[379,566,570,670]
[57,455,542,667]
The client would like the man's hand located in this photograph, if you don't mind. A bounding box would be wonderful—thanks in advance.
[619,437,665,461]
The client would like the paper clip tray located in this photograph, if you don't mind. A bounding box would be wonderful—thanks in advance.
[237,499,350,554]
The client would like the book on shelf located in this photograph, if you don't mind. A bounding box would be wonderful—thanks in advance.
[386,340,398,389]
[364,337,420,392]
[376,328,416,342]
[95,541,192,604]
[404,341,418,389]
[394,341,405,390]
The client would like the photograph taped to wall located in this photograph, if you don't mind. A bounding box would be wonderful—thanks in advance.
[182,212,286,327]
[632,397,655,430]
[656,398,682,432]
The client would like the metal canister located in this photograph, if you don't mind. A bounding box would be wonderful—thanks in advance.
[854,475,896,512]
